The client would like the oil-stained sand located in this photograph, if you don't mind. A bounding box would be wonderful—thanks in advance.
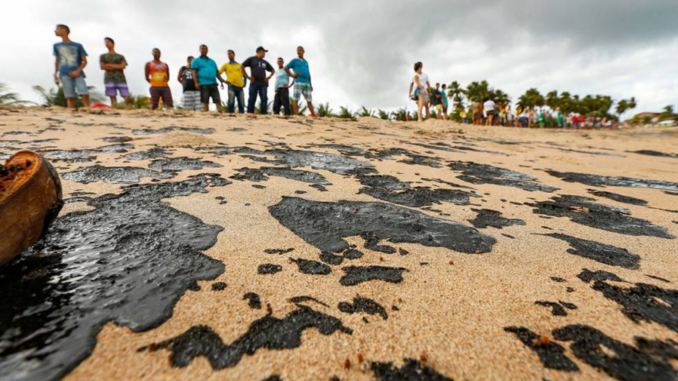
[0,108,677,381]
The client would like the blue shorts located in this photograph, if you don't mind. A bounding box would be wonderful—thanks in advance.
[60,75,89,98]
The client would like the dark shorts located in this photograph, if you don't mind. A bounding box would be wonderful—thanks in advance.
[200,84,221,104]
[474,111,483,120]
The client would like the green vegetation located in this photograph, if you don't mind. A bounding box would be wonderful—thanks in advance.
[0,84,29,106]
[33,85,104,108]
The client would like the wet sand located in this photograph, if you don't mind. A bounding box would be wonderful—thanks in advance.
[1,107,677,381]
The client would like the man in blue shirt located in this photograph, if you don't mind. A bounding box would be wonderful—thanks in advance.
[53,24,90,109]
[273,58,294,116]
[284,46,318,118]
[191,44,225,112]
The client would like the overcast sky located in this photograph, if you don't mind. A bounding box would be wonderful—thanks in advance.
[2,0,677,116]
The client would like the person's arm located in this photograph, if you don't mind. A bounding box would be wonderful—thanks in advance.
[192,69,200,89]
[166,66,171,85]
[265,62,275,84]
[219,65,232,85]
[217,72,226,88]
[54,57,60,84]
[241,66,252,82]
[426,81,431,92]
[414,76,422,90]
[70,56,87,78]
[309,74,313,91]
[145,63,151,84]
[177,67,184,84]
[409,82,413,96]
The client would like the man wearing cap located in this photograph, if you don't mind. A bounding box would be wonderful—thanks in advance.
[242,47,275,115]
[285,46,317,117]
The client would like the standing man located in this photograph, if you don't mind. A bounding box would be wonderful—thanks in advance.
[53,24,90,109]
[100,37,131,108]
[440,83,449,119]
[242,47,275,115]
[145,48,173,110]
[273,57,293,116]
[191,45,224,112]
[484,98,496,126]
[432,84,444,120]
[178,56,200,111]
[218,50,246,114]
[285,46,318,118]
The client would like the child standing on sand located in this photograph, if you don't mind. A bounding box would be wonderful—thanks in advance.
[53,24,90,109]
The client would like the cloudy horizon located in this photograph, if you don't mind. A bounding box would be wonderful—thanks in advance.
[2,0,677,117]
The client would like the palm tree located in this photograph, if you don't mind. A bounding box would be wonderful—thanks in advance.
[545,90,560,110]
[465,81,491,102]
[517,88,545,111]
[356,106,375,118]
[337,106,355,120]
[0,84,28,106]
[391,108,408,121]
[659,105,676,122]
[33,85,104,108]
[377,109,390,120]
[317,103,334,117]
[446,81,466,108]
[615,99,629,118]
[129,95,150,109]
[491,89,510,105]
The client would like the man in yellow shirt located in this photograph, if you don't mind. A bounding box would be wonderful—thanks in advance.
[218,50,246,113]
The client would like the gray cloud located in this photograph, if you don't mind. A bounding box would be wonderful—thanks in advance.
[2,0,677,114]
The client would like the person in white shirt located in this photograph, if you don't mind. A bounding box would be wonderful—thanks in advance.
[483,98,496,126]
[409,61,430,122]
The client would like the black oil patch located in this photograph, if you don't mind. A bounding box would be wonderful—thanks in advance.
[304,143,366,155]
[212,282,227,291]
[261,375,282,381]
[360,232,397,254]
[102,136,133,143]
[123,147,171,160]
[193,145,233,157]
[244,293,262,309]
[243,149,373,175]
[343,249,364,260]
[633,150,678,159]
[63,165,175,184]
[551,277,567,283]
[588,189,648,206]
[544,233,641,269]
[291,258,332,275]
[132,126,215,135]
[265,248,294,255]
[468,209,526,229]
[647,275,671,283]
[535,301,577,316]
[268,197,496,255]
[503,327,579,372]
[553,325,678,381]
[578,271,678,332]
[358,173,475,208]
[42,149,100,162]
[101,143,134,153]
[319,251,344,265]
[370,358,454,381]
[149,157,223,172]
[449,161,558,193]
[339,266,408,286]
[546,170,678,192]
[577,269,624,283]
[141,305,352,370]
[258,264,283,275]
[338,296,388,320]
[532,195,673,239]
[359,147,443,168]
[230,166,331,186]
[288,296,330,308]
[0,174,228,381]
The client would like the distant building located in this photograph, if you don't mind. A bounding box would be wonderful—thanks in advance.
[633,112,659,123]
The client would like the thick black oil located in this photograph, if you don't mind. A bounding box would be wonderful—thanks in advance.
[588,189,648,206]
[468,209,526,229]
[339,266,408,286]
[291,258,332,275]
[149,157,223,172]
[578,270,678,333]
[244,149,373,175]
[546,170,678,191]
[370,358,454,380]
[535,301,577,316]
[231,167,331,186]
[140,305,352,370]
[132,126,215,135]
[358,174,475,208]
[269,197,496,255]
[449,161,559,193]
[338,296,388,320]
[533,196,673,239]
[544,233,641,269]
[0,174,229,381]
[553,324,678,381]
[503,327,579,372]
[63,165,175,184]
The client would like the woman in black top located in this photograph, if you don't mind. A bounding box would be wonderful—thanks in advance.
[177,56,200,111]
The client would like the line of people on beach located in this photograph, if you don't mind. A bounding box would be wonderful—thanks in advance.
[409,61,595,128]
[52,24,318,117]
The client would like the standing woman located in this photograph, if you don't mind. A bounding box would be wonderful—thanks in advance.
[410,62,430,122]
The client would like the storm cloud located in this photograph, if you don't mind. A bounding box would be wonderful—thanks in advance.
[2,0,677,114]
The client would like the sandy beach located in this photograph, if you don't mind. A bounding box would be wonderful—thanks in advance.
[1,107,677,381]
